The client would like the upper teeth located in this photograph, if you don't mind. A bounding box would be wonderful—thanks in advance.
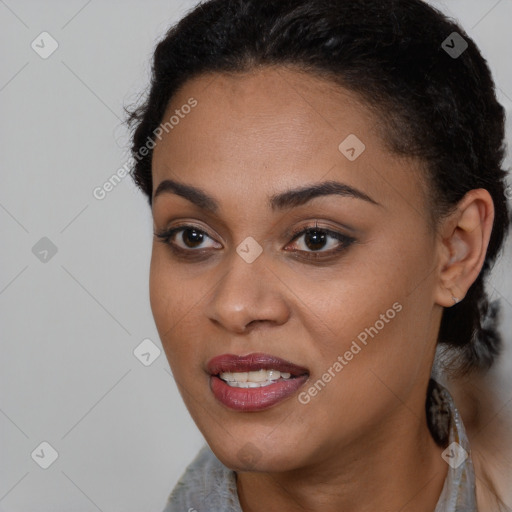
[219,369,292,388]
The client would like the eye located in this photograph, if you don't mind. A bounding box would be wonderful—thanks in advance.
[154,222,356,261]
[285,224,355,258]
[154,225,222,252]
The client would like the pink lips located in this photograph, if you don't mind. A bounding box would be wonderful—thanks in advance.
[207,353,309,412]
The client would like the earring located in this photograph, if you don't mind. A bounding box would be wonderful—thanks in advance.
[452,292,460,306]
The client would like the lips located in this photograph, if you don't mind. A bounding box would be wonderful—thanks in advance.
[207,352,309,376]
[207,353,309,412]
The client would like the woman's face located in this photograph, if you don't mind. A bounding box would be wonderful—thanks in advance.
[150,66,443,471]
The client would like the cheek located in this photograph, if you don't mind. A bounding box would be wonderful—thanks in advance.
[293,283,422,434]
[286,238,434,384]
[149,249,194,355]
[295,275,406,363]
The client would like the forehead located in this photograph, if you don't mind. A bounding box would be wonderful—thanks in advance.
[164,66,375,140]
[154,67,376,172]
[151,66,427,218]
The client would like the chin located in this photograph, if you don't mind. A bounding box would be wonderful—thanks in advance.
[205,430,308,473]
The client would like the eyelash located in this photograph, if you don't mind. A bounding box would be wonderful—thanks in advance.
[154,222,356,261]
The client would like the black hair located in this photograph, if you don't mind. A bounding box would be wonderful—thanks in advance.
[126,0,510,377]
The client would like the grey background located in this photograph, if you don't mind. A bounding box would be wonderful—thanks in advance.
[0,1,511,511]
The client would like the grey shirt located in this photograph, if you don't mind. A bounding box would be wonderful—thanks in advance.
[162,381,477,512]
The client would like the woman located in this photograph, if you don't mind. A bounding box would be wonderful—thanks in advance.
[126,0,510,510]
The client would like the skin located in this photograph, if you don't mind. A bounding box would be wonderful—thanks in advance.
[149,66,494,512]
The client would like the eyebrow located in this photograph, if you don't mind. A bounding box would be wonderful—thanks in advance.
[153,178,380,212]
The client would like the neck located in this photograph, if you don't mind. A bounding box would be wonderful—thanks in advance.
[236,407,448,512]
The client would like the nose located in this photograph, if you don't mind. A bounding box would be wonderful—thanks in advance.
[205,249,291,334]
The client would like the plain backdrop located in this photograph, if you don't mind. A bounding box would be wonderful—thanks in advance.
[0,1,511,511]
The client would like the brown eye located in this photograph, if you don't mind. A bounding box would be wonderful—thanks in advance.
[180,228,206,248]
[154,225,222,252]
[287,226,355,255]
[303,229,328,251]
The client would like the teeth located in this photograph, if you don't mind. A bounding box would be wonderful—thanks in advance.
[219,369,294,387]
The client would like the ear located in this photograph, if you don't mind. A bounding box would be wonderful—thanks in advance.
[434,188,495,308]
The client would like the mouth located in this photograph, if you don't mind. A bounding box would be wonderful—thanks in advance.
[207,353,309,411]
